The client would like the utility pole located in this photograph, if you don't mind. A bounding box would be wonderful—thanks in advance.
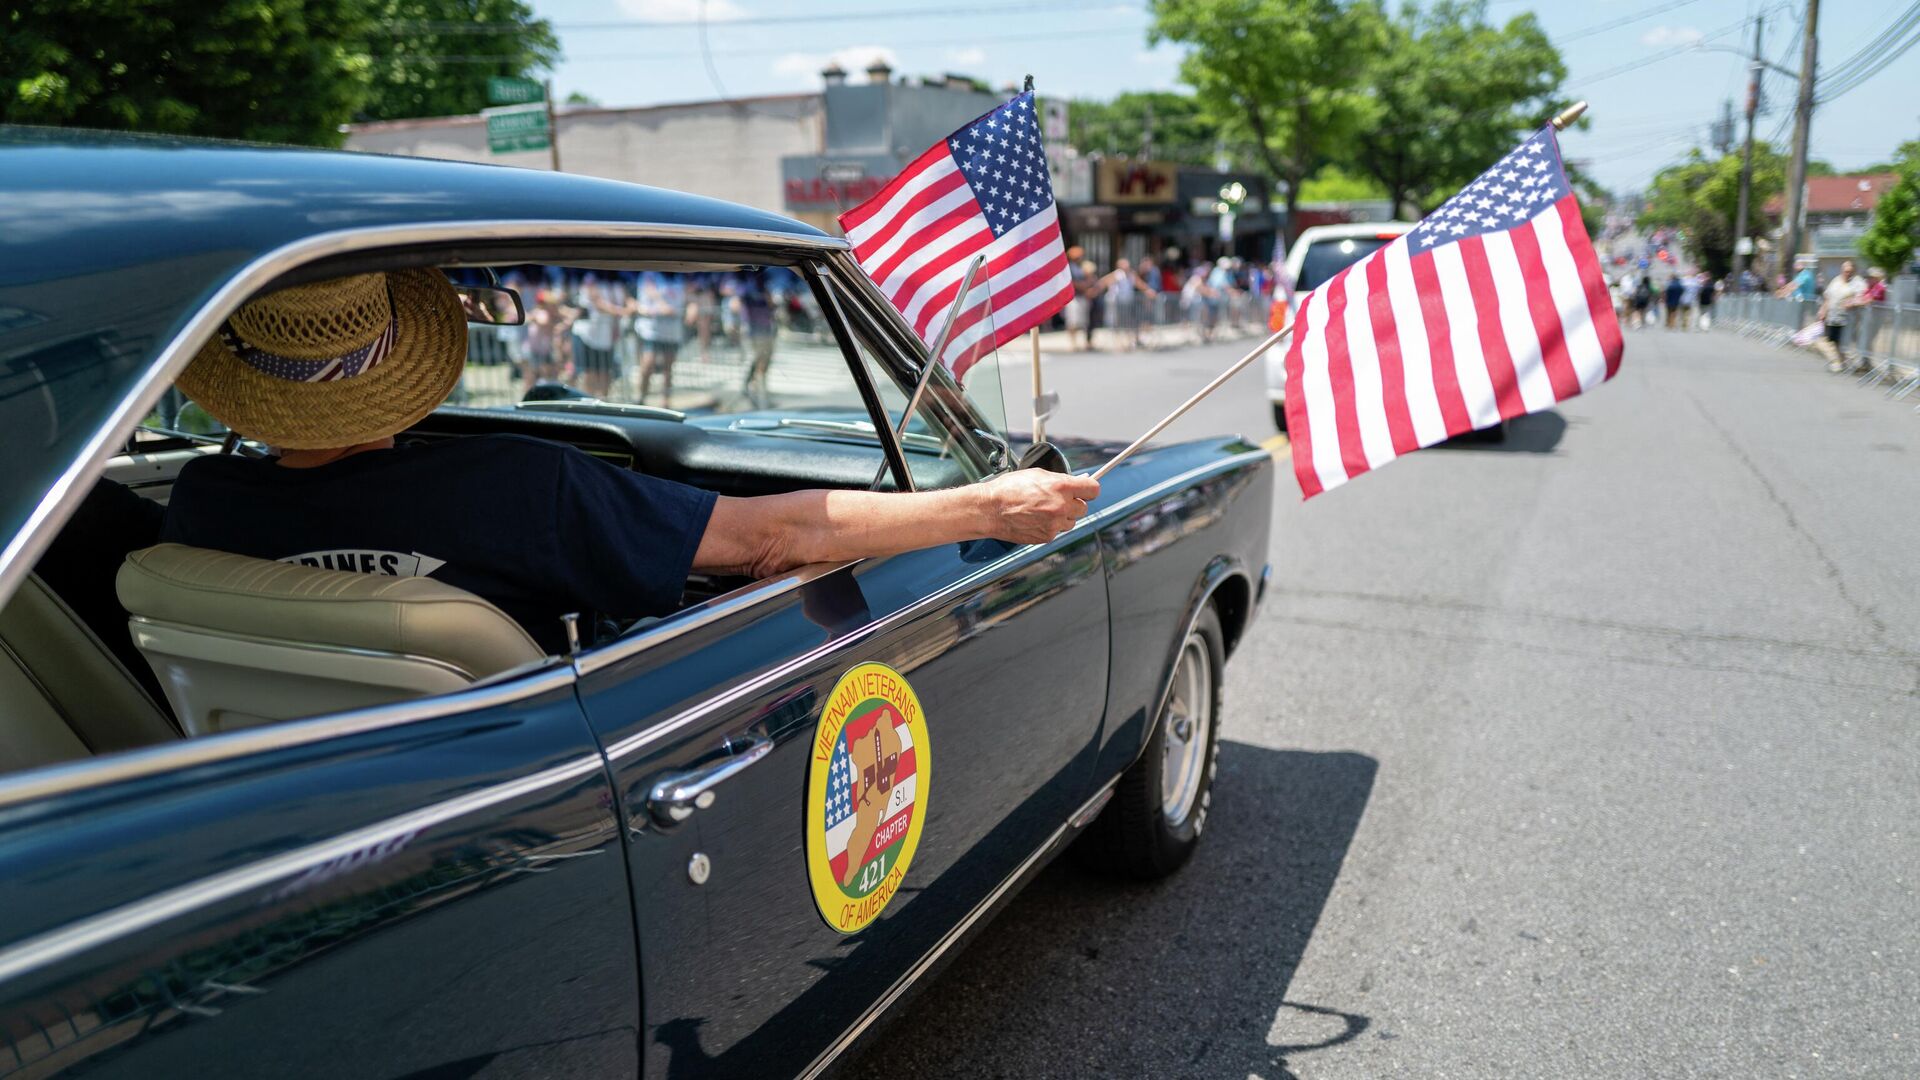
[544,79,562,172]
[1780,0,1818,279]
[1732,14,1764,282]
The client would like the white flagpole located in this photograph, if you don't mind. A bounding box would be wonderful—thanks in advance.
[1090,324,1294,481]
[1029,327,1046,444]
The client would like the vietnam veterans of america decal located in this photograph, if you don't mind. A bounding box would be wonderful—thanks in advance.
[807,662,930,934]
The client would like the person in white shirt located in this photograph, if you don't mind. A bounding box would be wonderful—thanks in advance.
[1819,260,1868,372]
[572,274,627,398]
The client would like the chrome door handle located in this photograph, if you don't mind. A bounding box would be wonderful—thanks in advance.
[646,734,773,828]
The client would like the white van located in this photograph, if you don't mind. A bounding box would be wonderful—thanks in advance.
[1265,221,1415,432]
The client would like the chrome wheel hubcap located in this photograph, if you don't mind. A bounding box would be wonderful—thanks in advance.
[1159,635,1213,826]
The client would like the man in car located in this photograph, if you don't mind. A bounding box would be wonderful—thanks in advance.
[161,269,1098,653]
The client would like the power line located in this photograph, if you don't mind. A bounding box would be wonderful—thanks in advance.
[1567,11,1770,88]
[385,0,1138,34]
[1810,0,1917,84]
[1558,0,1708,44]
[384,24,1158,65]
[1814,2,1920,101]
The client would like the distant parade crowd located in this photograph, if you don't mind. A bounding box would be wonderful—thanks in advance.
[459,252,1284,406]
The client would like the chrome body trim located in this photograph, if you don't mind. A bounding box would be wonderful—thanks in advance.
[0,219,850,610]
[799,778,1119,1079]
[0,664,577,812]
[572,560,853,678]
[1080,448,1273,530]
[599,543,1027,763]
[0,752,606,986]
[598,448,1271,765]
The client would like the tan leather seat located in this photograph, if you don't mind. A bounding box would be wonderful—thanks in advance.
[0,574,179,774]
[118,545,547,736]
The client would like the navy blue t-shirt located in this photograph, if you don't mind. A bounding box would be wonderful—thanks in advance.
[161,435,718,653]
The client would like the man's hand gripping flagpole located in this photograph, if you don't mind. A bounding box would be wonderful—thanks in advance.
[1091,101,1589,484]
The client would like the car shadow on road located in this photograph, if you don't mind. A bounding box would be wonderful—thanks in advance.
[838,743,1378,1080]
[1434,408,1567,453]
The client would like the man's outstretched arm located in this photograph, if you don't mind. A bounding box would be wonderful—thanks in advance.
[693,469,1101,579]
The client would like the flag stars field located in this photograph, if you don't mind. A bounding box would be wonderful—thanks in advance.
[838,89,1072,381]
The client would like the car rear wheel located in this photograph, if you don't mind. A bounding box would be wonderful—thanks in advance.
[1272,403,1288,433]
[1076,604,1224,879]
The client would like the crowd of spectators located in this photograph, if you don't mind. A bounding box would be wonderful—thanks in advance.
[1062,246,1275,352]
[462,266,810,407]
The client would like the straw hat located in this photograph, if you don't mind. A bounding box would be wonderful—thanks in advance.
[179,268,465,449]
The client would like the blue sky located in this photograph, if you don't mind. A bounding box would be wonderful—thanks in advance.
[532,0,1920,192]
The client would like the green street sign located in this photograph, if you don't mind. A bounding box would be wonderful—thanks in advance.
[487,76,544,105]
[483,103,550,154]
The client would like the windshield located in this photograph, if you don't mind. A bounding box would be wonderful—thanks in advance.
[449,262,1005,486]
[841,273,1013,487]
[1296,236,1396,292]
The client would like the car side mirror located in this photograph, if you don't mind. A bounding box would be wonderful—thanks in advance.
[1017,440,1069,473]
[456,284,526,326]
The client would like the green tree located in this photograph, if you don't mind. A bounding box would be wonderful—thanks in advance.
[1351,1,1568,219]
[1150,0,1387,239]
[1859,141,1920,276]
[1298,164,1386,202]
[1066,90,1245,167]
[2,0,376,146]
[358,0,559,122]
[1638,144,1792,276]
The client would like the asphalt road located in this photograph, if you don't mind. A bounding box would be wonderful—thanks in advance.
[841,323,1920,1078]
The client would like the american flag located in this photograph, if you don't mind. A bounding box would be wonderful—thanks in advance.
[839,90,1074,382]
[1282,125,1623,498]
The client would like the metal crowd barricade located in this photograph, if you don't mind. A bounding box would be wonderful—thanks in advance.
[1716,292,1920,406]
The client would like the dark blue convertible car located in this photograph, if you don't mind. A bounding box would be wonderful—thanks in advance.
[0,130,1272,1078]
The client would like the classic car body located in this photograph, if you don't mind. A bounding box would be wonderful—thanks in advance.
[0,130,1272,1078]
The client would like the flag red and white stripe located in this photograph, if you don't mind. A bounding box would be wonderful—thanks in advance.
[839,90,1074,382]
[1283,125,1623,498]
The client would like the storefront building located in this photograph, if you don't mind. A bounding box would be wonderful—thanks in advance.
[1059,159,1278,274]
[344,94,825,217]
[778,63,1010,233]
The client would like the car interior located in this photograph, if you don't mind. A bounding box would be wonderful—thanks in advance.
[0,251,1015,779]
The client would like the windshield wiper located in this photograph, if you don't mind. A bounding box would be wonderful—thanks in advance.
[764,417,947,451]
[515,399,686,422]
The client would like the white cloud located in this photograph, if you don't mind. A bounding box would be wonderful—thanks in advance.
[946,47,987,68]
[615,0,744,22]
[772,45,900,85]
[1640,25,1704,47]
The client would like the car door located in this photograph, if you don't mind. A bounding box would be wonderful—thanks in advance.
[573,271,1110,1077]
[0,664,641,1079]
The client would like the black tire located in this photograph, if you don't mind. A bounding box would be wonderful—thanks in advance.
[1075,604,1225,879]
[1272,402,1289,433]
